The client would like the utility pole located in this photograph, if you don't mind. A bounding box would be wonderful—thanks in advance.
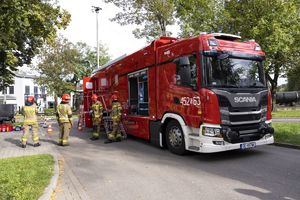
[92,6,102,69]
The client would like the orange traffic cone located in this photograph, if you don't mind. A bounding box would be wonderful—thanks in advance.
[78,122,83,131]
[47,124,53,134]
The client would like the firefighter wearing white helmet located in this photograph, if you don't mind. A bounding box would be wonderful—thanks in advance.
[56,93,72,146]
[20,96,40,148]
[104,93,122,144]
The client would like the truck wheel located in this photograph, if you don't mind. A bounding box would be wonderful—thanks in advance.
[166,120,186,155]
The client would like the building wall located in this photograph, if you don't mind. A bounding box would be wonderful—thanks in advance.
[0,74,54,112]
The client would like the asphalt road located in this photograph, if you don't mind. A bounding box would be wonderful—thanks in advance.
[57,127,300,200]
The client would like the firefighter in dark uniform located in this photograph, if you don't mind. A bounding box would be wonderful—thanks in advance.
[105,94,122,144]
[21,96,40,148]
[56,93,72,146]
[90,94,103,140]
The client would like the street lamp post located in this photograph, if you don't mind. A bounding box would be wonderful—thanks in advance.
[92,6,102,69]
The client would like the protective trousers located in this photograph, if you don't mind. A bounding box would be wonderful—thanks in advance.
[108,117,122,141]
[21,122,39,145]
[92,117,101,138]
[59,122,71,145]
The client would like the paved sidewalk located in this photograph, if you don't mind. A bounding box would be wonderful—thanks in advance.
[0,126,59,159]
[0,123,90,200]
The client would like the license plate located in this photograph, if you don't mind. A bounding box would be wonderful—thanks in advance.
[240,142,256,150]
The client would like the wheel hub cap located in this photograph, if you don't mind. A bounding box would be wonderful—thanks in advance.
[169,126,182,147]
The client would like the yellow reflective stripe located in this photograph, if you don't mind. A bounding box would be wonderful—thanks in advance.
[93,132,99,137]
[33,136,39,141]
[58,104,70,121]
[24,119,37,123]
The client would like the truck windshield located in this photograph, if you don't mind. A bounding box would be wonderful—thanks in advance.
[203,56,266,88]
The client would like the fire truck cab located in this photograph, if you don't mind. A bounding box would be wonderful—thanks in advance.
[83,33,274,154]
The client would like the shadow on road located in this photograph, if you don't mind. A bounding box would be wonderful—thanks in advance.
[4,138,22,147]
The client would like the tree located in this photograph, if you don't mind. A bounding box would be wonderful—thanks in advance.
[287,65,300,91]
[74,42,110,81]
[34,37,79,106]
[104,0,176,41]
[223,0,300,104]
[0,0,70,91]
[175,0,226,37]
[34,37,111,108]
[176,0,300,103]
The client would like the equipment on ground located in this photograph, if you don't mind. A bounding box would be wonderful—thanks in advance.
[276,91,299,105]
[47,124,53,134]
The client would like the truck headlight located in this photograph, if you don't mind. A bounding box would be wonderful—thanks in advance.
[202,127,222,137]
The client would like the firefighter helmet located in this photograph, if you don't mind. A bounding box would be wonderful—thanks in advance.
[27,96,34,103]
[111,94,118,101]
[62,94,71,102]
[92,94,98,101]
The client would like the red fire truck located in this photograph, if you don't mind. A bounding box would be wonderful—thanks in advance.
[83,33,274,154]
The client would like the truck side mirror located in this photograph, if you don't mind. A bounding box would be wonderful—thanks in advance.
[217,53,229,60]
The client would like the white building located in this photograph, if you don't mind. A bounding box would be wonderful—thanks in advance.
[0,70,55,113]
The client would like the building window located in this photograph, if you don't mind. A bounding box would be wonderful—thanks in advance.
[34,86,38,94]
[25,86,30,95]
[9,86,14,94]
[41,87,46,95]
[3,87,7,94]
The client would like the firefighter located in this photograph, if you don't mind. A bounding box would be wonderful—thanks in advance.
[90,94,103,140]
[20,96,40,148]
[105,94,122,144]
[56,93,72,146]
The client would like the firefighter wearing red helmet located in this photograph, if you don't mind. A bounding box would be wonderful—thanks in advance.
[90,94,103,140]
[20,96,40,148]
[104,93,123,144]
[56,93,72,146]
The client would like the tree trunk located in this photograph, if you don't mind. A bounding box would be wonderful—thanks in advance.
[54,94,58,112]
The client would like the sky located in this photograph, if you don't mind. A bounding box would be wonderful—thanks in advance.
[58,0,151,59]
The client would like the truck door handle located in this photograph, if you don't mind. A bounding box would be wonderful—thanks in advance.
[173,97,180,104]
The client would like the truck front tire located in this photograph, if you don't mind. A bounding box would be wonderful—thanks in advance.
[166,120,186,155]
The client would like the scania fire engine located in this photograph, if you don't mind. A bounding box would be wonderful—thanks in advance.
[83,33,274,154]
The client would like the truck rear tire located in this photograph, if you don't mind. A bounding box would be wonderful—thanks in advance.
[166,120,186,155]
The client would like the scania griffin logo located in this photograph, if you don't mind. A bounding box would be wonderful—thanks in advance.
[234,97,257,103]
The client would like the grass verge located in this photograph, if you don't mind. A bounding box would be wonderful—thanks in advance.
[273,123,300,146]
[0,154,54,200]
[272,110,300,118]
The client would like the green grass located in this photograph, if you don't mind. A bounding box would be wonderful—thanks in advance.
[273,123,300,146]
[272,110,300,118]
[0,154,54,200]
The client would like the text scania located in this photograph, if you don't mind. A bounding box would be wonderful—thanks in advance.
[234,97,257,103]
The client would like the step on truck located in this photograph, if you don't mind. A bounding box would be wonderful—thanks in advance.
[83,33,274,155]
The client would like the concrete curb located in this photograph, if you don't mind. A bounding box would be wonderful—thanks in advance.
[273,142,300,150]
[38,153,59,200]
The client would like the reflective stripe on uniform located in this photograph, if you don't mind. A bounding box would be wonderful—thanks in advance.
[92,101,103,118]
[93,132,99,137]
[23,105,37,123]
[62,139,68,144]
[33,136,39,142]
[57,104,72,123]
